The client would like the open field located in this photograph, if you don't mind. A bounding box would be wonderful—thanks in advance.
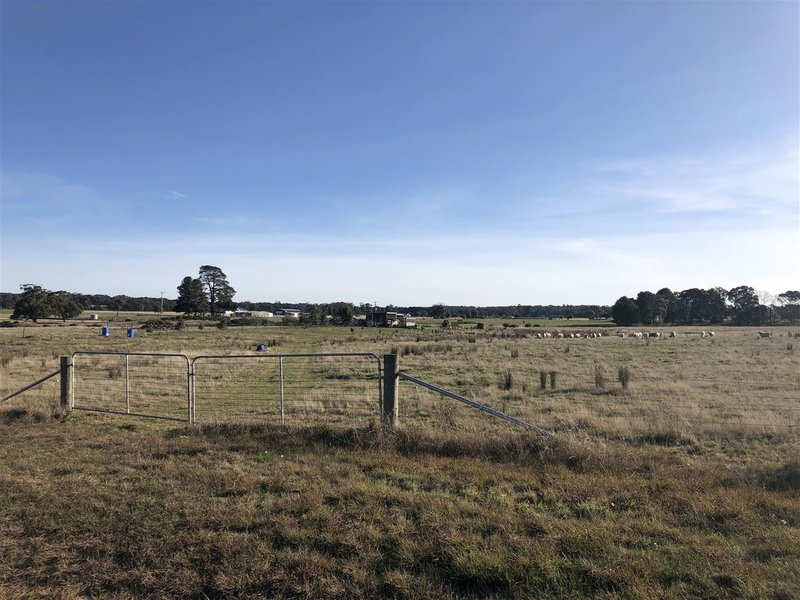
[1,321,799,598]
[2,318,798,436]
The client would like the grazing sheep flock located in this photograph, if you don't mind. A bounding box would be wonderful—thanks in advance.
[528,329,719,340]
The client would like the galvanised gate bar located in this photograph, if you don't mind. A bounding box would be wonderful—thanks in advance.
[69,351,383,426]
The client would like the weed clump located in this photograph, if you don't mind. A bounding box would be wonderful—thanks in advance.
[501,371,514,391]
[594,365,606,389]
[618,366,631,389]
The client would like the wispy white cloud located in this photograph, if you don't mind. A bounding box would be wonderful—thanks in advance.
[168,190,188,199]
[1,172,95,207]
[3,139,796,304]
[590,143,799,216]
[195,215,264,228]
[4,226,798,304]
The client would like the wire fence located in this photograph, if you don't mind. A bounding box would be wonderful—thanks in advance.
[395,371,800,436]
[2,349,797,437]
[0,369,60,417]
[192,353,382,426]
[72,352,191,422]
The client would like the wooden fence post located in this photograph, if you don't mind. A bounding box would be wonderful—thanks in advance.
[383,354,398,428]
[539,371,547,390]
[60,356,72,413]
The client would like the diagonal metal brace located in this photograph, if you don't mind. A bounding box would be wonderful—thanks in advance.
[397,371,552,437]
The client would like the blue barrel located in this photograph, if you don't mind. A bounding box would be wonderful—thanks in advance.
[256,344,265,351]
[127,328,135,338]
[101,326,110,336]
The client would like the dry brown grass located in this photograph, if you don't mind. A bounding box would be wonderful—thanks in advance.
[1,321,798,598]
[0,412,798,599]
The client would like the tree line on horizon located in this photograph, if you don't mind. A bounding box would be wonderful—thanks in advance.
[4,272,799,326]
[611,286,800,327]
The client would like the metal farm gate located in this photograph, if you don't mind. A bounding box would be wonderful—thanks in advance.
[70,352,383,426]
[71,352,192,422]
[191,353,383,426]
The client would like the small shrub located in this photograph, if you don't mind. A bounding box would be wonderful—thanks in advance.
[510,348,519,358]
[788,343,794,352]
[594,365,605,389]
[174,320,185,330]
[618,366,631,389]
[501,371,514,391]
[476,322,486,330]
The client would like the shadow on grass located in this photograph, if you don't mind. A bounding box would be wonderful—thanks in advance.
[0,406,52,424]
[762,461,800,491]
[175,421,599,470]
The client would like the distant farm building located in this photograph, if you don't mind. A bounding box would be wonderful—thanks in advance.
[275,308,302,318]
[233,310,273,318]
[366,311,416,328]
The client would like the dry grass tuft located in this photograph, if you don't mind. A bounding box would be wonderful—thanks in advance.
[617,365,631,389]
[594,364,606,389]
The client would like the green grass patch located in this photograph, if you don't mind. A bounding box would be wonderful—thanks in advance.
[1,412,798,599]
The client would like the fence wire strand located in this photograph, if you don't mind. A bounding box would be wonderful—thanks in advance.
[72,353,190,421]
[192,354,381,426]
[2,346,793,437]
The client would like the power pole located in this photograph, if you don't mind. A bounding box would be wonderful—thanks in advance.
[159,291,165,314]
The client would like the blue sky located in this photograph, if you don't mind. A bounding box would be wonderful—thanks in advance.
[1,1,798,305]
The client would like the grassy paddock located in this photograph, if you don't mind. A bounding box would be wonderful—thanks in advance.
[1,322,799,598]
[2,320,797,437]
[1,413,798,599]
